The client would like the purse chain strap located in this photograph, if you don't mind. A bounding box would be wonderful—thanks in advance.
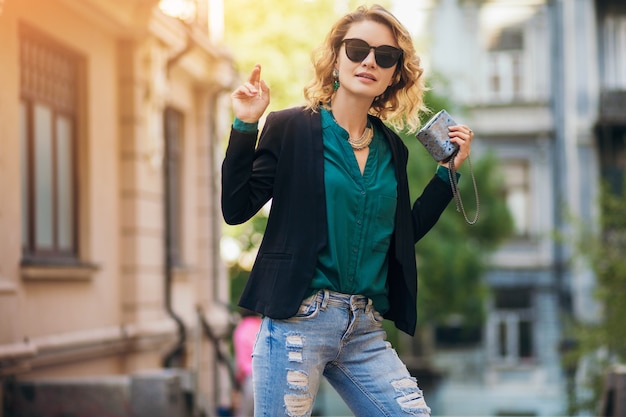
[448,154,480,225]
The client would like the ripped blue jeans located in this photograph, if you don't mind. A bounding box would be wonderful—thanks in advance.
[251,289,431,417]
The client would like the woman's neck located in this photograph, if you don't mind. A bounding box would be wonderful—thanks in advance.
[330,94,372,137]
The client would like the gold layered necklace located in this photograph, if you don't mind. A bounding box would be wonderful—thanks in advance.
[329,109,373,150]
[347,125,373,150]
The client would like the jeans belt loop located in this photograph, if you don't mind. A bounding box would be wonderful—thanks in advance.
[320,289,330,310]
[350,295,364,311]
[349,296,357,311]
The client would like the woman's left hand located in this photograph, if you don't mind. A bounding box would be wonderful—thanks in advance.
[443,125,474,169]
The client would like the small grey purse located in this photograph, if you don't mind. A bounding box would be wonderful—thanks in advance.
[416,109,459,163]
[416,109,480,225]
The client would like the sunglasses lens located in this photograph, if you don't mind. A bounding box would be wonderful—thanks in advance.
[375,46,401,68]
[345,39,370,62]
[343,39,401,69]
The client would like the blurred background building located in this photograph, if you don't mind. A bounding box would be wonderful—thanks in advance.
[0,0,238,415]
[389,0,625,416]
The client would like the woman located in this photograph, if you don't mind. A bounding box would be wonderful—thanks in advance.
[222,4,474,416]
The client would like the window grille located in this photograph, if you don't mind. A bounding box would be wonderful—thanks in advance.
[20,24,82,263]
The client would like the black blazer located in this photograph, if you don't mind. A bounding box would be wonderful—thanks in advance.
[221,107,452,336]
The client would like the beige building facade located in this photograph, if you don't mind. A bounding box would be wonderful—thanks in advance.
[0,0,237,413]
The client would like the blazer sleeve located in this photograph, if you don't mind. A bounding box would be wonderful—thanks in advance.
[410,175,454,242]
[221,113,281,225]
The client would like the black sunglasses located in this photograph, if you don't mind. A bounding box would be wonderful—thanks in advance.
[342,38,403,69]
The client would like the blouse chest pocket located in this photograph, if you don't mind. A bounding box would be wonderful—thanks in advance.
[376,194,397,230]
[372,194,397,252]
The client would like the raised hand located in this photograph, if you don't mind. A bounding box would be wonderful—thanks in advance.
[231,64,270,123]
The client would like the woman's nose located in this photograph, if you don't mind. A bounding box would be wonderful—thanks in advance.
[362,49,376,66]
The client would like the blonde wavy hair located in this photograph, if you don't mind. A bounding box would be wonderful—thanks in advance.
[304,4,428,133]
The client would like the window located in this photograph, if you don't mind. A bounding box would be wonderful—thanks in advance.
[435,324,482,347]
[503,160,531,238]
[601,15,626,89]
[20,25,82,264]
[487,27,524,102]
[164,107,184,267]
[487,287,535,363]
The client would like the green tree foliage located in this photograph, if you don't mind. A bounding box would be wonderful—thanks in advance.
[400,93,514,330]
[223,0,337,112]
[561,178,626,414]
[592,183,626,358]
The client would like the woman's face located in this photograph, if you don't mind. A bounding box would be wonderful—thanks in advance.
[336,20,399,101]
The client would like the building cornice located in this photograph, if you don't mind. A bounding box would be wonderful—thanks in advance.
[56,0,158,37]
[53,0,237,91]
